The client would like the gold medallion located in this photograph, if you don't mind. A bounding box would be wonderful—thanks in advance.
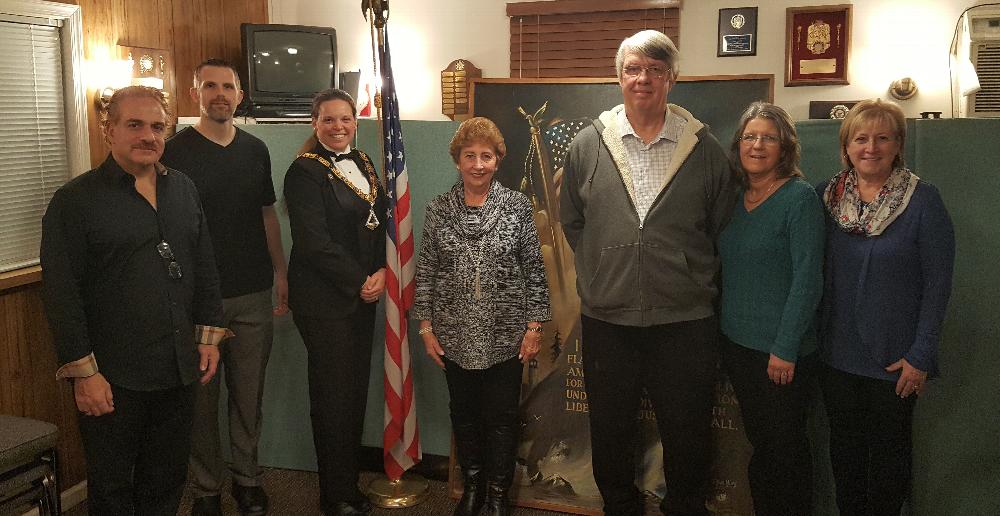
[299,152,380,231]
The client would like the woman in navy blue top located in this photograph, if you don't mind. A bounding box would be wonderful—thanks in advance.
[817,99,955,516]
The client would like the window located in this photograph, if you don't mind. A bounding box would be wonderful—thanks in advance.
[0,2,88,273]
[508,0,681,78]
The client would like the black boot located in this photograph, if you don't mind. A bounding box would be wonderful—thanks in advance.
[482,482,511,516]
[482,421,518,516]
[453,421,486,516]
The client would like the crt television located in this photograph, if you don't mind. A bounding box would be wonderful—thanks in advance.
[240,23,337,118]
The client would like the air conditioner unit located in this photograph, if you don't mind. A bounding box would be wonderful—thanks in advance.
[966,7,1000,117]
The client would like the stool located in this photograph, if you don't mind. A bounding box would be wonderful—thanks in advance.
[0,415,60,516]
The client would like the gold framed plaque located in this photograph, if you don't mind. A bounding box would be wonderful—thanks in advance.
[785,5,852,86]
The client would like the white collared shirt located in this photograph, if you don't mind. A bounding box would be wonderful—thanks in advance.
[320,143,371,195]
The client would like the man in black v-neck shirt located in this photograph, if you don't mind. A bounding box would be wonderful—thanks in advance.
[161,59,287,516]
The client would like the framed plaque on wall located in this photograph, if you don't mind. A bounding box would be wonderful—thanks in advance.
[785,4,852,86]
[718,7,758,57]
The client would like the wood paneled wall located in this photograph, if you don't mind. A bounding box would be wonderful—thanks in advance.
[0,274,87,489]
[59,0,267,168]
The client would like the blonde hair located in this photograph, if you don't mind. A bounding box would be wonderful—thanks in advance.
[839,99,906,169]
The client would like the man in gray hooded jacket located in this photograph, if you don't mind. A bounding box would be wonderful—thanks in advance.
[560,30,738,516]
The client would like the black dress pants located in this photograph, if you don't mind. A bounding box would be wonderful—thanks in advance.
[821,364,917,516]
[77,382,197,516]
[720,337,813,516]
[293,306,375,510]
[581,315,718,516]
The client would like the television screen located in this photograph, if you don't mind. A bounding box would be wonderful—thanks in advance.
[251,30,335,94]
[241,24,337,118]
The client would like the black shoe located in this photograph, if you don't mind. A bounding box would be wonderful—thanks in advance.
[191,495,223,516]
[327,499,372,515]
[232,484,269,516]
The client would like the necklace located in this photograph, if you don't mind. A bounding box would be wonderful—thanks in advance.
[464,209,490,301]
[300,152,380,230]
[745,179,778,206]
[469,236,488,301]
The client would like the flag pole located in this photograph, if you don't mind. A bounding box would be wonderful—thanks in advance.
[368,5,384,173]
[361,0,428,509]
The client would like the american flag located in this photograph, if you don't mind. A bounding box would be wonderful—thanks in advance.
[379,29,421,480]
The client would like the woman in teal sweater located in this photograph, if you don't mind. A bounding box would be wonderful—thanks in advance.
[719,102,825,515]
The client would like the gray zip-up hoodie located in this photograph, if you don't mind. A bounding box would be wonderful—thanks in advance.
[560,103,738,327]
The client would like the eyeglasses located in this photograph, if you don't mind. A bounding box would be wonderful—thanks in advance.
[739,134,782,146]
[156,240,183,280]
[622,65,669,79]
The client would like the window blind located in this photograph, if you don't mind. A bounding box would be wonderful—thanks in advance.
[510,8,680,78]
[0,21,69,273]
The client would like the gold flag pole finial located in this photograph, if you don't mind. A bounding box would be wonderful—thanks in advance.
[362,0,389,28]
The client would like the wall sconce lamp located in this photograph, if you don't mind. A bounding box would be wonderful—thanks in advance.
[96,46,173,111]
[889,77,918,100]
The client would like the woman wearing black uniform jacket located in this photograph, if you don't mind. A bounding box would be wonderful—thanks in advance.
[283,88,387,516]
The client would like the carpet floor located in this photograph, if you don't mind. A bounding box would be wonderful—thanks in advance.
[63,468,580,515]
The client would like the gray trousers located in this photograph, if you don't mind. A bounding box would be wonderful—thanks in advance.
[189,289,274,496]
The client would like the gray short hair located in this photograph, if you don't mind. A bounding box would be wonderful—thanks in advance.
[615,30,680,81]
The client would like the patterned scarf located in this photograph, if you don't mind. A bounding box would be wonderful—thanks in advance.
[822,167,919,236]
[444,179,513,239]
[441,179,515,302]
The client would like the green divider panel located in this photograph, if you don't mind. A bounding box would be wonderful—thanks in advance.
[196,117,997,515]
[237,121,461,469]
[354,118,462,458]
[796,118,999,515]
[906,119,1000,516]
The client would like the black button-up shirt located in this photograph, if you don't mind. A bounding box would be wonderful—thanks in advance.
[41,154,224,390]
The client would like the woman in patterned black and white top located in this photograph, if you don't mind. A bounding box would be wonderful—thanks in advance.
[414,117,551,516]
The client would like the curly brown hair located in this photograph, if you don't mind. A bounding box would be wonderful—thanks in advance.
[448,117,506,164]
